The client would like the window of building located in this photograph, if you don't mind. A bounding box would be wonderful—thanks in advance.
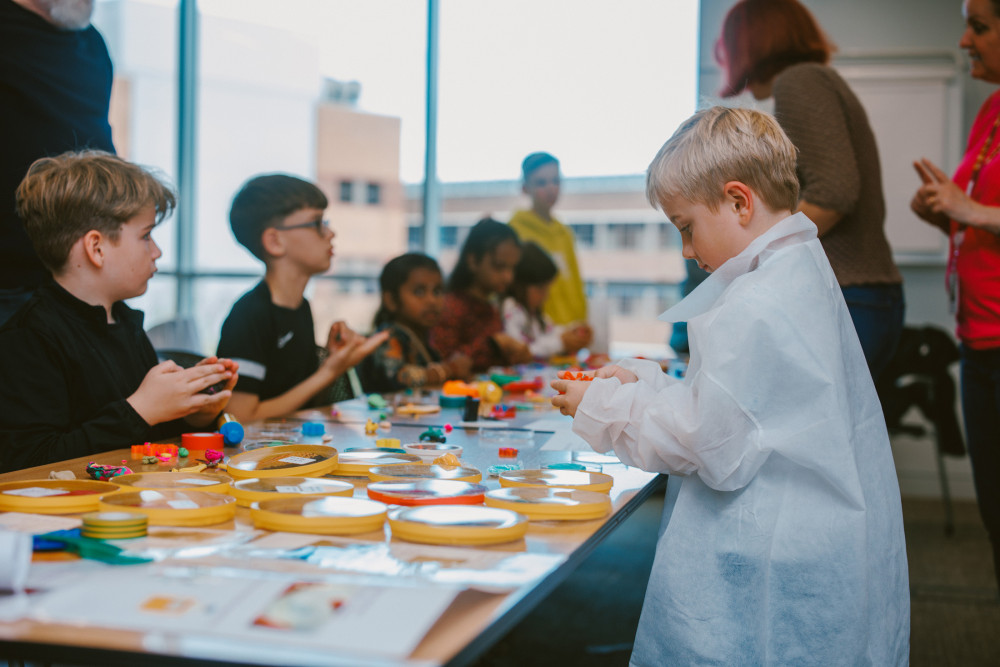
[339,180,353,203]
[659,222,679,249]
[440,226,458,249]
[407,225,421,249]
[608,223,644,250]
[570,224,595,248]
[366,182,381,205]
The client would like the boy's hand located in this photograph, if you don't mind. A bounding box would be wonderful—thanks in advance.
[550,379,591,418]
[323,322,389,376]
[183,357,240,427]
[128,360,235,425]
[594,364,638,384]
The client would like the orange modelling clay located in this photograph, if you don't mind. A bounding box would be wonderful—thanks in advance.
[557,371,594,382]
[442,380,479,397]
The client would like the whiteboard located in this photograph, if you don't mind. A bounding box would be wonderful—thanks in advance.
[838,59,962,258]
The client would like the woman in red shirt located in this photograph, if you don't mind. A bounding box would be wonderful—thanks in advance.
[911,0,1000,589]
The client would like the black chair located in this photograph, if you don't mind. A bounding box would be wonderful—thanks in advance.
[877,325,965,536]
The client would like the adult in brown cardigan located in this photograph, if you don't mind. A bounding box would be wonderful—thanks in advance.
[715,0,904,381]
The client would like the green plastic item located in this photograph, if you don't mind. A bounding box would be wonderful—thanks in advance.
[490,373,521,387]
[37,531,153,565]
[367,394,388,409]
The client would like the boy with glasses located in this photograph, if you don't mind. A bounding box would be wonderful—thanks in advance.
[218,174,387,422]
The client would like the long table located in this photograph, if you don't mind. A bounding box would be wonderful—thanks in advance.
[0,393,665,666]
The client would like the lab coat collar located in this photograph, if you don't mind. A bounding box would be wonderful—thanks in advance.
[658,212,817,323]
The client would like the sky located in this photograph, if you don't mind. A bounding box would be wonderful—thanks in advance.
[196,0,700,183]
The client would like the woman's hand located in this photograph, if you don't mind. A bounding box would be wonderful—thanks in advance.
[913,159,973,224]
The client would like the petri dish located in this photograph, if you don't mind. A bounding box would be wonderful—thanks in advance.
[110,471,233,494]
[387,505,528,546]
[250,496,387,535]
[230,476,355,507]
[331,449,421,477]
[226,445,338,479]
[0,479,121,514]
[366,479,486,506]
[484,487,611,521]
[368,463,482,484]
[99,489,236,526]
[498,469,613,493]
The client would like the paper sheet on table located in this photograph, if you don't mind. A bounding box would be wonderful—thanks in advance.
[227,534,564,592]
[30,566,459,660]
[0,512,81,533]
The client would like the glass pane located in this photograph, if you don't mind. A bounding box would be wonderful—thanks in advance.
[194,0,423,282]
[93,0,180,271]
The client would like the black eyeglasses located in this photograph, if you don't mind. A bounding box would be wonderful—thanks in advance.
[275,219,329,234]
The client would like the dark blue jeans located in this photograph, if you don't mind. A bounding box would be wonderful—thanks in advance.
[960,345,1000,585]
[842,284,905,382]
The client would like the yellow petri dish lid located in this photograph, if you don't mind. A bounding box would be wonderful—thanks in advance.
[251,496,387,535]
[98,489,236,526]
[331,449,421,477]
[110,471,233,494]
[484,487,611,521]
[230,476,355,507]
[81,511,148,527]
[226,445,338,479]
[388,505,528,546]
[367,479,486,506]
[0,479,120,514]
[498,469,614,493]
[368,463,482,484]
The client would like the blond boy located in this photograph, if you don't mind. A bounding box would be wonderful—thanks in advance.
[552,107,909,666]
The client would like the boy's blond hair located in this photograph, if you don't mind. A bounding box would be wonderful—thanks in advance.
[646,106,799,214]
[15,150,176,273]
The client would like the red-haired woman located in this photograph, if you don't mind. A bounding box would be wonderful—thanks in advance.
[716,0,904,382]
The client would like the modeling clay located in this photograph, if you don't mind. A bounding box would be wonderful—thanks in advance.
[419,427,447,443]
[498,447,519,458]
[86,461,132,481]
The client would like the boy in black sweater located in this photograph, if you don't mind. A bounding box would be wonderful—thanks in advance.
[0,151,238,472]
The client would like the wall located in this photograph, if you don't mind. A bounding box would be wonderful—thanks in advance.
[699,0,983,499]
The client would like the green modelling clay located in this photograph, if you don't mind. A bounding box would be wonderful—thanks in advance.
[367,394,388,409]
[490,373,521,387]
[142,455,158,465]
[178,447,189,458]
[546,462,586,471]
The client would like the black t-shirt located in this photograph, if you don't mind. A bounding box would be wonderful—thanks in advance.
[0,0,115,289]
[0,281,183,472]
[217,281,351,406]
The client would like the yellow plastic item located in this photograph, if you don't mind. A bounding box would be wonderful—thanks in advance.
[484,487,612,521]
[98,489,236,526]
[331,449,421,477]
[110,471,233,494]
[229,476,355,507]
[497,469,614,493]
[226,445,338,480]
[0,479,120,514]
[368,463,482,484]
[250,496,387,535]
[388,505,528,545]
[396,403,441,416]
[477,381,503,403]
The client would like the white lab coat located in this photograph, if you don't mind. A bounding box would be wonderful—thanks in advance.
[573,214,909,666]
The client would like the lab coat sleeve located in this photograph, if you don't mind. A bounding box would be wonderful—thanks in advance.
[573,366,763,490]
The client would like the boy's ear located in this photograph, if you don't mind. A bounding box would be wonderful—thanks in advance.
[260,227,285,257]
[724,181,754,226]
[80,230,107,268]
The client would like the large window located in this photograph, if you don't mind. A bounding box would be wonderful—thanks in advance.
[99,0,697,356]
